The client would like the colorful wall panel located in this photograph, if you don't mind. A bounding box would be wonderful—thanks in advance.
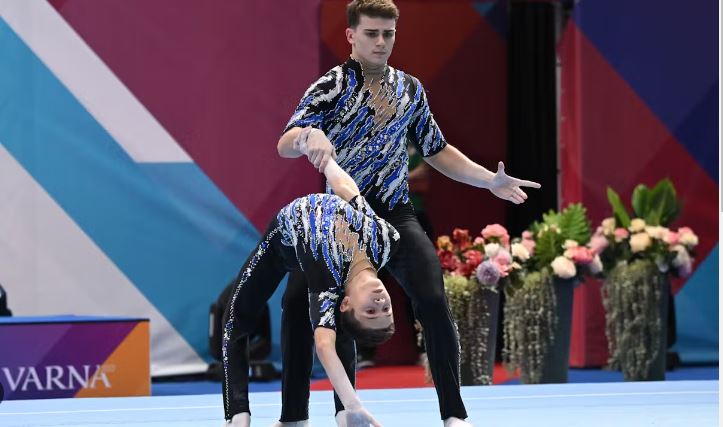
[560,0,718,365]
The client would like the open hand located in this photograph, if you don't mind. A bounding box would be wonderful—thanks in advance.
[345,406,382,427]
[489,161,541,204]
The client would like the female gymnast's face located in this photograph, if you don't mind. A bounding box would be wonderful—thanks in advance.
[342,277,394,329]
[346,15,396,67]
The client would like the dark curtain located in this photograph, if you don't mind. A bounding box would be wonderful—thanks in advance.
[505,0,558,236]
[498,0,559,361]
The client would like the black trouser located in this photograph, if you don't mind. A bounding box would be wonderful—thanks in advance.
[222,220,296,421]
[281,203,467,421]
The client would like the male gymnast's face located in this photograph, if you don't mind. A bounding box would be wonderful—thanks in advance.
[346,15,396,67]
[340,276,394,329]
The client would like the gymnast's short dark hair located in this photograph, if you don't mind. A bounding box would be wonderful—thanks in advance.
[347,0,400,28]
[340,309,395,347]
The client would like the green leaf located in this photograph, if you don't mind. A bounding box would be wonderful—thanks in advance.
[648,179,681,226]
[631,184,650,220]
[607,187,631,228]
[558,203,592,244]
[533,228,566,270]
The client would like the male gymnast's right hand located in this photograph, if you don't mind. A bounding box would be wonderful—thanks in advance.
[294,126,337,172]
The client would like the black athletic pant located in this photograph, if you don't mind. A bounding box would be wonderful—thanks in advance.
[222,220,296,421]
[281,203,467,421]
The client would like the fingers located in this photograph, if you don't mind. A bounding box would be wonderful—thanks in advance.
[517,179,542,189]
[515,187,528,200]
[318,153,331,172]
[497,161,505,173]
[308,149,321,168]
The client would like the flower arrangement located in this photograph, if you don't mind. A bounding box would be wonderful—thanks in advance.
[436,225,512,287]
[502,203,594,383]
[434,225,511,385]
[598,179,698,380]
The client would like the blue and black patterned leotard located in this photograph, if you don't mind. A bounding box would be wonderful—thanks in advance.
[277,193,399,329]
[284,58,448,211]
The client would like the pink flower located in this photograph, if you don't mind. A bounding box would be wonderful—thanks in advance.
[588,234,609,255]
[522,230,534,240]
[473,236,485,247]
[493,248,512,266]
[565,246,593,264]
[521,238,536,256]
[664,231,679,246]
[481,224,510,247]
[613,228,629,242]
[493,260,512,277]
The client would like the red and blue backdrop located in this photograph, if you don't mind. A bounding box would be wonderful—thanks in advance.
[560,0,718,365]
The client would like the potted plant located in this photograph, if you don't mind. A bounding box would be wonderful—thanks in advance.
[597,179,697,380]
[434,225,510,385]
[502,203,599,384]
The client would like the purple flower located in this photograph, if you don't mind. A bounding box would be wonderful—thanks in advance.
[476,260,501,286]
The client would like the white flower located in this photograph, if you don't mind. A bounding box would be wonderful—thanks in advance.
[679,231,699,247]
[551,256,577,279]
[629,232,652,253]
[511,262,522,270]
[671,245,693,277]
[629,218,646,233]
[601,217,616,235]
[484,243,501,258]
[671,245,690,268]
[511,243,530,261]
[563,239,579,249]
[589,255,603,275]
[644,225,668,240]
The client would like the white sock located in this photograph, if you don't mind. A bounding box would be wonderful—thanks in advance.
[227,412,251,427]
[443,417,473,427]
[335,410,348,427]
[270,420,310,427]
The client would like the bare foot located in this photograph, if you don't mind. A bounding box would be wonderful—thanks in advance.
[443,417,472,427]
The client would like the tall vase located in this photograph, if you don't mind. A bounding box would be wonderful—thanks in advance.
[602,260,669,381]
[539,277,575,383]
[642,275,669,381]
[459,285,500,385]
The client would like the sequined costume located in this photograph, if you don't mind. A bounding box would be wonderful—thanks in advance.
[222,193,399,421]
[280,58,468,422]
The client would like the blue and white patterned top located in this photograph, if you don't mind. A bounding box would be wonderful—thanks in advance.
[284,58,447,211]
[277,193,399,329]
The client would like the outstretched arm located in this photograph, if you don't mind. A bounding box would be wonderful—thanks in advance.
[424,145,541,204]
[314,328,381,427]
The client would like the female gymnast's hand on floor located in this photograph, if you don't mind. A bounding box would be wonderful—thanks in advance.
[489,161,541,204]
[344,405,382,427]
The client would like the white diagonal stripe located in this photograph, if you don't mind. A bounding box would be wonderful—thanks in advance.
[0,0,191,163]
